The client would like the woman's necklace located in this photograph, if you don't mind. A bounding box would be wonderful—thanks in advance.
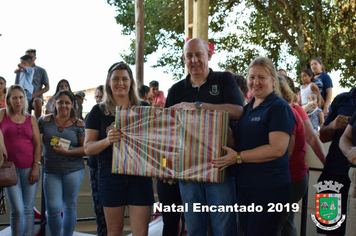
[54,116,73,132]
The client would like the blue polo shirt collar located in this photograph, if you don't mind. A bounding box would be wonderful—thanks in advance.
[349,87,356,99]
[183,68,214,89]
[248,91,279,110]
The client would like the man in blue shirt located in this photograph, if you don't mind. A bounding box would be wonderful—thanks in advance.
[163,38,243,236]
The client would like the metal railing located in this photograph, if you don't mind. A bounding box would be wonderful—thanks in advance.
[1,167,323,236]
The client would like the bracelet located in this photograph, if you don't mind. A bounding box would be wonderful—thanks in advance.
[236,152,243,164]
[33,161,42,166]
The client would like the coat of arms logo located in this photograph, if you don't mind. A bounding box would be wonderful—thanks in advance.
[311,180,346,230]
[209,85,220,95]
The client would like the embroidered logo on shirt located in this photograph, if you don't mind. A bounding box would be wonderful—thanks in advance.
[251,117,261,122]
[209,85,220,96]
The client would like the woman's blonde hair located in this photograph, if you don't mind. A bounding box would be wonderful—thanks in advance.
[247,57,281,96]
[101,62,140,116]
[6,85,28,116]
[277,74,294,103]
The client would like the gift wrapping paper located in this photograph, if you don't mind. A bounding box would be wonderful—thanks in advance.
[112,106,229,183]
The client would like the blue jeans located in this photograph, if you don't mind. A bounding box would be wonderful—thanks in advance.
[179,175,237,236]
[5,167,39,236]
[44,169,84,236]
[24,90,32,108]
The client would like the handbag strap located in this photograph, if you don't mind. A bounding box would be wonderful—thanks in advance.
[0,151,6,167]
[2,153,8,163]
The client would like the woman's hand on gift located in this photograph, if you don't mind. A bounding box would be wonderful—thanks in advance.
[213,146,237,171]
[107,129,123,145]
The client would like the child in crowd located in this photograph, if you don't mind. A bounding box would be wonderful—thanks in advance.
[305,91,324,133]
[138,85,150,102]
[298,69,322,105]
[137,85,151,106]
[149,80,165,108]
[16,55,35,105]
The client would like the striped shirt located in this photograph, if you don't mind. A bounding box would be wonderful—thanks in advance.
[38,116,85,173]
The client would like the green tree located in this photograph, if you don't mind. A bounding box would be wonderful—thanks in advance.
[107,0,356,87]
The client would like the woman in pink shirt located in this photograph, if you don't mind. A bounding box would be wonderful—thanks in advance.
[0,85,41,235]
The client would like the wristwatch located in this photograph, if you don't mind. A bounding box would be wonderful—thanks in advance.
[33,161,42,166]
[195,101,203,110]
[236,152,243,164]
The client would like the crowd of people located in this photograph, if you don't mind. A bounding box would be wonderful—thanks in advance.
[0,38,355,236]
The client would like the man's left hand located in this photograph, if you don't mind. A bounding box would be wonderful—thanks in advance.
[171,102,196,110]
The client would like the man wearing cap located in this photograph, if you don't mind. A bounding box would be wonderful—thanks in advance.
[163,38,243,236]
[75,91,86,120]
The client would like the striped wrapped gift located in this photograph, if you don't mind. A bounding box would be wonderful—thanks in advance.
[112,106,229,183]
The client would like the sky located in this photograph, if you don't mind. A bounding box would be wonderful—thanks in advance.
[0,0,178,97]
[0,0,349,107]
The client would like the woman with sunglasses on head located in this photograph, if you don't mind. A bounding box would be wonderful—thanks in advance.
[84,62,154,236]
[38,90,85,236]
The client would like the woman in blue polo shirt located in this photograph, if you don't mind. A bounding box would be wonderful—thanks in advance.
[214,57,295,236]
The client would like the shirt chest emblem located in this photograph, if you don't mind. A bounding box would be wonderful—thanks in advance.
[209,85,220,96]
[251,117,261,122]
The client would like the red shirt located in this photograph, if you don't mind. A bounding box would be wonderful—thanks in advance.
[292,104,309,120]
[153,91,166,108]
[289,106,308,182]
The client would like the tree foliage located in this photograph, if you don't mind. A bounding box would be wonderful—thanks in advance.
[107,0,356,87]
